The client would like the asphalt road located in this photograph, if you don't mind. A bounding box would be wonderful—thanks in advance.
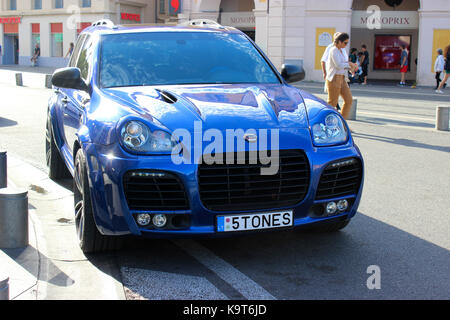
[1,83,449,299]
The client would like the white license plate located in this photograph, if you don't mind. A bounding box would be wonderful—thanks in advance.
[217,210,293,233]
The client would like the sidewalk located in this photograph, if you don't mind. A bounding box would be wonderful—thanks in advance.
[0,154,125,300]
[0,65,57,89]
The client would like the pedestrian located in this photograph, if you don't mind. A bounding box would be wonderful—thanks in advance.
[321,32,345,110]
[325,33,358,120]
[349,48,358,84]
[436,44,450,94]
[360,44,369,85]
[434,48,445,90]
[399,44,409,86]
[65,42,74,59]
[321,32,346,82]
[30,43,40,67]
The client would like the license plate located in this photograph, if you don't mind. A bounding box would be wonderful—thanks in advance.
[217,210,293,233]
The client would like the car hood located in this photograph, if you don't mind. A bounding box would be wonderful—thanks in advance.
[102,84,309,132]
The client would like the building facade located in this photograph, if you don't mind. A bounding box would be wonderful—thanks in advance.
[1,0,449,86]
[0,0,155,67]
[178,0,450,87]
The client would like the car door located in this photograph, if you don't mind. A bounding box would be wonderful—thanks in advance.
[61,35,94,159]
[53,35,85,158]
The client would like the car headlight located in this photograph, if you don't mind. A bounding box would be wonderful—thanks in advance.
[120,120,174,153]
[311,112,348,146]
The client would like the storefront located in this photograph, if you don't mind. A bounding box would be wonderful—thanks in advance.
[350,0,420,82]
[180,0,450,86]
[220,11,255,41]
[1,17,20,65]
[219,0,256,41]
[178,0,256,40]
[0,0,155,68]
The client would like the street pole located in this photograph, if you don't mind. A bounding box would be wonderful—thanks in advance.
[0,151,6,188]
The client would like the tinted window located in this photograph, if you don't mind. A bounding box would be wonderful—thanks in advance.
[69,35,85,67]
[76,35,95,81]
[99,32,280,88]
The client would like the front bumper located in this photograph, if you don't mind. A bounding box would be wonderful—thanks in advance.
[83,129,364,237]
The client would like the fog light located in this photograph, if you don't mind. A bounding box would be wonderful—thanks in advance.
[337,200,349,212]
[326,202,337,215]
[153,214,167,228]
[136,213,151,226]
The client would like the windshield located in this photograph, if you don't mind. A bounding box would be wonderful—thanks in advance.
[99,31,280,88]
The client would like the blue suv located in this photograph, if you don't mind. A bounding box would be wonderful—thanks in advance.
[46,21,364,253]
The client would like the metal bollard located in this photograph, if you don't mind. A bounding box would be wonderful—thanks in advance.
[436,106,449,131]
[348,99,358,121]
[45,74,52,89]
[0,276,9,300]
[0,188,28,249]
[15,73,23,86]
[0,151,6,188]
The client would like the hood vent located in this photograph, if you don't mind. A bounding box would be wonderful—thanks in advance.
[156,89,178,104]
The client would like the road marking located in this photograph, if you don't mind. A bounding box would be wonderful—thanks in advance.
[172,239,276,300]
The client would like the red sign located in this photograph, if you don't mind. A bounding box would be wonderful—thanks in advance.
[121,13,141,22]
[0,17,21,24]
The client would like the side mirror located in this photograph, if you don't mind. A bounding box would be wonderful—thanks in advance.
[51,67,88,91]
[281,64,305,83]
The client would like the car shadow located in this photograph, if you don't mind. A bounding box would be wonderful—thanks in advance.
[103,212,449,300]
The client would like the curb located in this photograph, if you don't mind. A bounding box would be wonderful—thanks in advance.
[1,154,126,300]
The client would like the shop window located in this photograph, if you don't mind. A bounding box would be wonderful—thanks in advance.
[31,23,40,55]
[77,22,92,38]
[159,0,165,14]
[81,0,91,8]
[54,0,64,9]
[9,0,17,10]
[3,23,18,34]
[50,23,64,57]
[33,0,42,9]
[374,35,411,70]
[169,0,181,16]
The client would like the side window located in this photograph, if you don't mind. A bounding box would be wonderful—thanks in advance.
[76,35,95,81]
[69,35,85,67]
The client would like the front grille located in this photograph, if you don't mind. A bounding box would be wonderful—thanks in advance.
[123,171,189,211]
[315,158,362,200]
[198,150,310,211]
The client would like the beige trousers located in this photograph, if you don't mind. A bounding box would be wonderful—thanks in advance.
[326,75,353,120]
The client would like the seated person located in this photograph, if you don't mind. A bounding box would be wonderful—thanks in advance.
[31,44,40,67]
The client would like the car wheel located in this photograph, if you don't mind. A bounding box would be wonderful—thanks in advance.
[46,119,70,180]
[73,149,123,253]
[310,219,351,233]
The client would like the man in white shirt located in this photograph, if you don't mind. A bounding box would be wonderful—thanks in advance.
[434,48,446,90]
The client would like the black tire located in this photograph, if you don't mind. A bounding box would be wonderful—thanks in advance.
[74,149,123,253]
[46,118,70,180]
[310,219,351,233]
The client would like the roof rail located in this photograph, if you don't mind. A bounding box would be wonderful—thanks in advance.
[187,19,222,27]
[91,19,115,28]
